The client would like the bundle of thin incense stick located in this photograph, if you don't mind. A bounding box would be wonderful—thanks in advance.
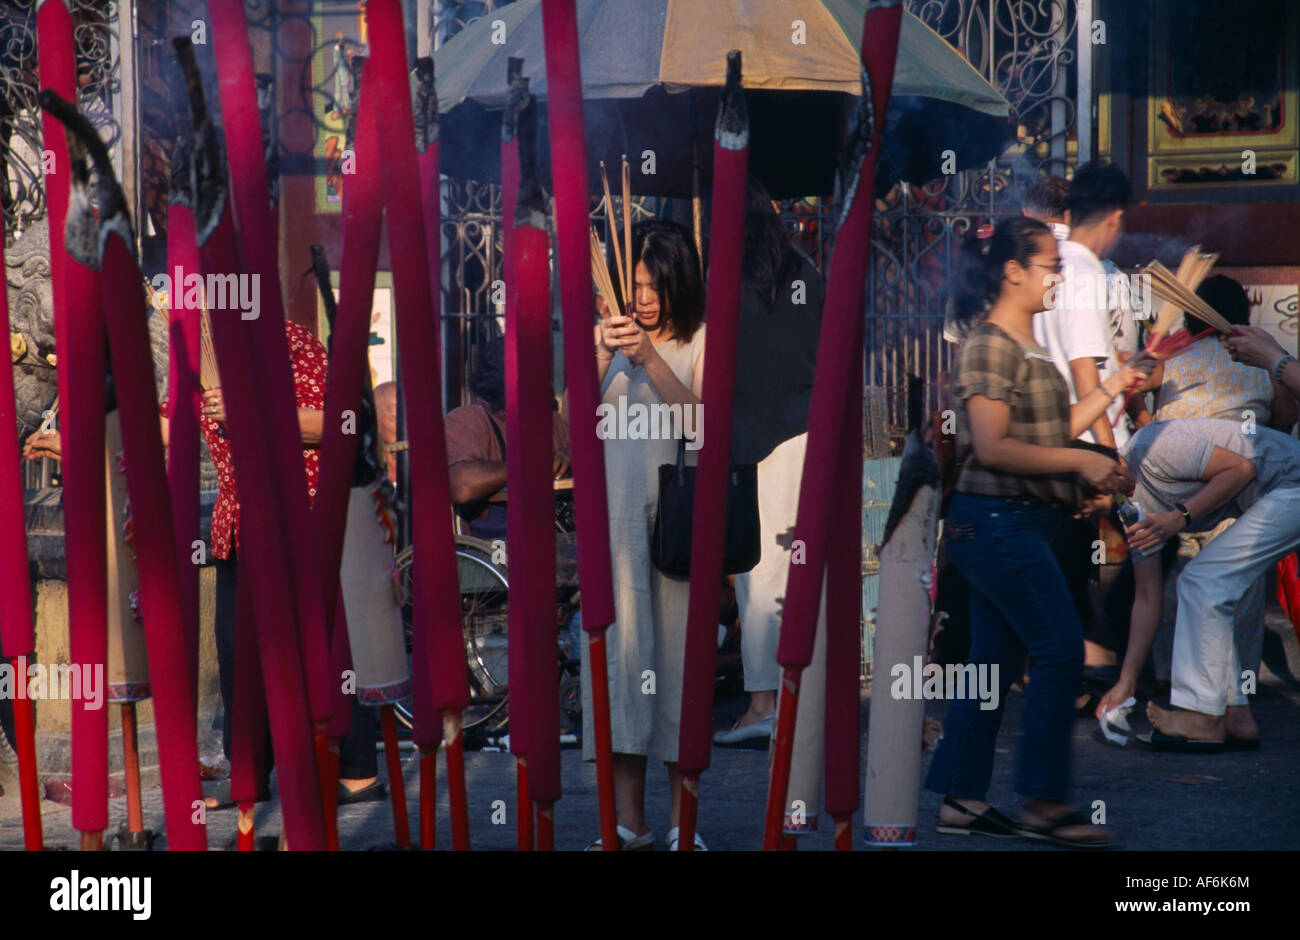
[1145,252,1231,334]
[1112,327,1216,427]
[589,226,620,315]
[198,309,221,390]
[597,156,634,314]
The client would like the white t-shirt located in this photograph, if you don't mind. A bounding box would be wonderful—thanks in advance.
[1032,239,1130,447]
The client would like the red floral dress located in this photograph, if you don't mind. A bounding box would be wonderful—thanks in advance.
[203,321,329,560]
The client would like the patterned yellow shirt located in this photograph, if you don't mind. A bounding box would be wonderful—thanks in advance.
[1153,338,1272,425]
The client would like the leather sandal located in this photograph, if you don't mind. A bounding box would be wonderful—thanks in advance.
[1015,809,1120,849]
[935,796,1018,838]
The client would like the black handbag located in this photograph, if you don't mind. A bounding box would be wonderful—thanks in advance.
[651,437,760,577]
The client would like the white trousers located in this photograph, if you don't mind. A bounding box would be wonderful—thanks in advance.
[735,432,808,692]
[1171,486,1300,715]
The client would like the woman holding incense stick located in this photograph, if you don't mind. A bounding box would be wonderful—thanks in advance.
[583,219,706,851]
[923,216,1152,848]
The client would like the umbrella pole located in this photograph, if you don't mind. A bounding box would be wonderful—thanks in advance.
[380,705,411,847]
[443,711,470,850]
[418,745,437,850]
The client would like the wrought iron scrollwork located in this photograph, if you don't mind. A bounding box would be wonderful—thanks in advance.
[855,0,1081,442]
[0,0,122,235]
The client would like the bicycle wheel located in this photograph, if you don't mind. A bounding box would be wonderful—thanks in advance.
[392,540,511,735]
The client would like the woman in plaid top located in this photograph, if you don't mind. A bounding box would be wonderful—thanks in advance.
[924,217,1152,848]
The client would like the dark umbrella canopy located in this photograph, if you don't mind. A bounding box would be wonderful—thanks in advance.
[435,0,1014,196]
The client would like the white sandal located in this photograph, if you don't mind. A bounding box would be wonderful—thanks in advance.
[584,824,654,851]
[665,826,708,851]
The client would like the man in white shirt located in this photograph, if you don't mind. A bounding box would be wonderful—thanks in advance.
[1033,164,1133,450]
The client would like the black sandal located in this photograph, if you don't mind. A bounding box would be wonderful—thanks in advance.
[936,796,1018,838]
[1015,809,1120,849]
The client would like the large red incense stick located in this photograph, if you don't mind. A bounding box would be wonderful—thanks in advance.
[763,0,902,850]
[313,93,379,682]
[499,57,535,849]
[98,236,208,850]
[367,0,471,849]
[176,36,326,849]
[541,0,619,852]
[676,52,749,851]
[412,58,445,849]
[0,216,43,851]
[406,54,452,855]
[510,117,561,838]
[323,594,352,851]
[165,192,202,687]
[310,67,383,849]
[199,203,326,850]
[824,345,864,851]
[40,89,209,848]
[208,0,334,741]
[411,57,445,847]
[229,565,267,848]
[37,0,108,847]
[415,56,442,369]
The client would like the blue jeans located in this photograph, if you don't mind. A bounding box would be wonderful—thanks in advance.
[923,493,1084,803]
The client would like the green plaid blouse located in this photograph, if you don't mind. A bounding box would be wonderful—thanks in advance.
[953,322,1080,509]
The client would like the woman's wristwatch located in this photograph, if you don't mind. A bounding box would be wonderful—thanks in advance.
[1174,502,1192,526]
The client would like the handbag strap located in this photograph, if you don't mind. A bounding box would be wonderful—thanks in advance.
[676,433,745,478]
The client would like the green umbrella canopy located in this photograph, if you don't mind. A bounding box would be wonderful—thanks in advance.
[433,0,1014,195]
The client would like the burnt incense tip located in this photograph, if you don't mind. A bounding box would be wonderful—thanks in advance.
[513,78,545,229]
[62,139,99,271]
[347,56,367,150]
[837,63,876,224]
[40,87,135,263]
[715,52,748,151]
[170,97,196,208]
[502,60,530,144]
[413,54,439,152]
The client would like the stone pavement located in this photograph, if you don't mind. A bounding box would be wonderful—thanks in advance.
[2,612,1297,852]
